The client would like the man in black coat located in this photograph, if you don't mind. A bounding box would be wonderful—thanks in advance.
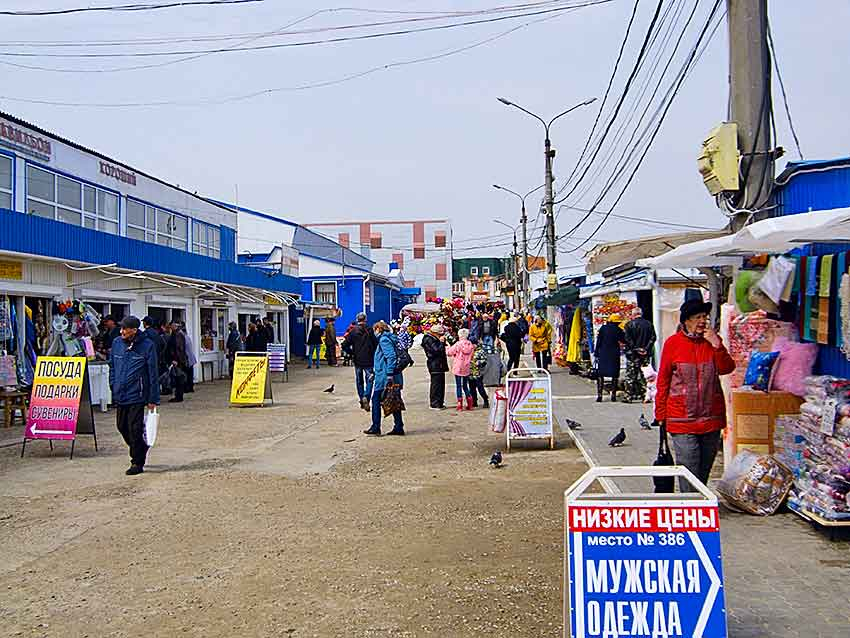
[623,308,657,402]
[341,313,378,410]
[421,324,449,409]
[595,315,626,402]
[501,317,524,371]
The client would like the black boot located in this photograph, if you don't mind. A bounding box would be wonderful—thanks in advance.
[611,390,617,402]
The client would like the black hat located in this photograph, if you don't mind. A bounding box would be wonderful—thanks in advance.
[679,299,712,324]
[121,315,141,330]
[141,315,154,326]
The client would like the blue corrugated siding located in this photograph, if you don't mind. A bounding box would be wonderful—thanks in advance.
[368,284,392,326]
[0,208,300,293]
[775,166,850,377]
[301,276,365,333]
[220,225,236,261]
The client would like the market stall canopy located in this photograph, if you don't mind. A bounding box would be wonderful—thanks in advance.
[584,229,729,274]
[579,270,652,299]
[401,302,442,315]
[542,285,580,306]
[638,208,850,269]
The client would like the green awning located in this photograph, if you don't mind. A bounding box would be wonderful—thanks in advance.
[543,285,579,306]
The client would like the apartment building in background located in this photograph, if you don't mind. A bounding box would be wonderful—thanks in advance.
[452,257,510,304]
[304,219,452,301]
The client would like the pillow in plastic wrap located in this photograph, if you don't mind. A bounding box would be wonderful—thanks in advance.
[770,337,818,398]
[743,350,780,391]
[717,449,794,516]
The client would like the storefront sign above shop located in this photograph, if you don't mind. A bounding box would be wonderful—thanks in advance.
[0,260,23,281]
[0,121,52,161]
[99,160,136,186]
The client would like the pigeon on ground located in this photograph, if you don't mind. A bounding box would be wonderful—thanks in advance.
[564,418,583,430]
[489,452,503,468]
[608,428,626,447]
[639,414,651,430]
[323,384,335,393]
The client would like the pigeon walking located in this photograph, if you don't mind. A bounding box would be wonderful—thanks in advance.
[564,418,583,430]
[608,428,626,447]
[489,452,503,468]
[323,384,335,394]
[639,414,651,430]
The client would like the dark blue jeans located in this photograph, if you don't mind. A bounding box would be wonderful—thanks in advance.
[370,386,403,433]
[307,345,320,368]
[454,375,471,399]
[355,366,374,400]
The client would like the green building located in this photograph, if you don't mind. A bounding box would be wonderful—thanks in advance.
[452,257,512,303]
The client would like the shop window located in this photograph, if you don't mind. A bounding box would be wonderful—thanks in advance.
[435,263,447,281]
[127,199,188,250]
[313,281,337,306]
[193,220,221,259]
[370,232,382,249]
[434,231,447,248]
[414,244,425,260]
[0,154,12,210]
[26,164,118,234]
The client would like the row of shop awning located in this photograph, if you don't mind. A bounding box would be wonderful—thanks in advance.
[637,208,850,269]
[63,262,301,306]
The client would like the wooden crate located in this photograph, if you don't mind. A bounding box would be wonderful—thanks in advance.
[730,389,803,456]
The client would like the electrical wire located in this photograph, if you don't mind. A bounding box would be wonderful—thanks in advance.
[0,0,262,16]
[0,11,567,106]
[767,21,803,160]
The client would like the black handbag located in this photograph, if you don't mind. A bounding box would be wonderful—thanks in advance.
[652,422,676,493]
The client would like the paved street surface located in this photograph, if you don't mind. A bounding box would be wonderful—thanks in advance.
[0,360,587,638]
[551,368,850,638]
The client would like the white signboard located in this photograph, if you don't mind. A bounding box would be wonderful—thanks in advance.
[505,368,553,450]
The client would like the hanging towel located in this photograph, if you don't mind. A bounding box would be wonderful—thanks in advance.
[837,253,848,349]
[820,254,834,297]
[818,296,830,344]
[806,256,819,297]
[799,256,808,340]
[781,256,798,302]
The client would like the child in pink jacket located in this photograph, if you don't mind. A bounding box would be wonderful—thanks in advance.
[446,328,476,411]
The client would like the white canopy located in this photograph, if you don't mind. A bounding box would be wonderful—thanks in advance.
[637,208,850,269]
[584,229,728,274]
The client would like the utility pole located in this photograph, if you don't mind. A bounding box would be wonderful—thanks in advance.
[511,231,520,311]
[520,199,530,309]
[727,0,773,230]
[544,136,556,287]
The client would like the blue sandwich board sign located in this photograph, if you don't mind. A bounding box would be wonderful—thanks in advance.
[564,469,727,638]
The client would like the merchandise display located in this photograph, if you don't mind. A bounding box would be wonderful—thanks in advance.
[717,449,794,516]
[777,376,850,521]
[743,350,780,392]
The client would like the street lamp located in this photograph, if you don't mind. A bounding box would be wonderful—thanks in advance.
[497,96,597,287]
[492,183,543,309]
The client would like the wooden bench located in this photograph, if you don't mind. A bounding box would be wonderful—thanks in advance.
[0,390,28,428]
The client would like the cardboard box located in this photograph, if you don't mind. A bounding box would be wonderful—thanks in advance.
[730,389,803,457]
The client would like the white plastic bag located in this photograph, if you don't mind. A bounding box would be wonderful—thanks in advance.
[489,389,508,433]
[144,408,159,447]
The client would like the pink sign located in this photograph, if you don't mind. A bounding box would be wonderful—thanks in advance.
[25,357,87,441]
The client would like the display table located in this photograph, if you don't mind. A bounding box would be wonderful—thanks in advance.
[0,390,28,428]
[199,351,225,382]
[88,362,112,412]
[730,389,803,457]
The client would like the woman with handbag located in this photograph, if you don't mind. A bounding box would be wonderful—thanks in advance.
[363,321,405,437]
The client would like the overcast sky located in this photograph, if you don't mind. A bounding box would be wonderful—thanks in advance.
[3,1,849,268]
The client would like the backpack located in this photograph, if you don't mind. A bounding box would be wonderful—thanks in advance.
[394,341,413,373]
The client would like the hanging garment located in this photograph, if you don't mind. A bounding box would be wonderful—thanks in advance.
[798,256,807,341]
[828,254,840,346]
[835,253,848,349]
[566,308,582,363]
[806,256,819,296]
[840,273,850,360]
[820,254,834,297]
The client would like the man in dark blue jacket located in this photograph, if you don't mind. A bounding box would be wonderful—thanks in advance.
[109,316,160,475]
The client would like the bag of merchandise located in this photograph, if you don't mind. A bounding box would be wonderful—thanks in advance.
[489,389,508,433]
[717,449,794,516]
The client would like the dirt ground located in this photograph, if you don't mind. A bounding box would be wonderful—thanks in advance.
[0,360,586,638]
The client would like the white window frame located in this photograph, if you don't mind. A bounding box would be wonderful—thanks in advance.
[26,163,119,234]
[312,281,338,306]
[193,220,221,259]
[126,198,188,251]
[470,266,479,276]
[0,153,13,210]
[482,266,491,276]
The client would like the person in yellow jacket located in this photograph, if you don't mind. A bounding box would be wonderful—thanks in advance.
[529,315,553,370]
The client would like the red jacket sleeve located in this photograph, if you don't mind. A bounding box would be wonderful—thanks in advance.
[713,340,736,375]
[655,338,674,422]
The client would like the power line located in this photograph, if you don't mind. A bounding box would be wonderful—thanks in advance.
[0,0,261,16]
[0,11,566,105]
[767,21,803,160]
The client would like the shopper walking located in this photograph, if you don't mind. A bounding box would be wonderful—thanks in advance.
[324,317,338,367]
[501,316,524,371]
[306,319,323,369]
[479,313,498,349]
[342,313,378,410]
[225,321,241,378]
[656,299,736,492]
[164,322,188,403]
[421,324,449,409]
[447,328,475,412]
[468,339,489,408]
[363,321,405,436]
[109,316,159,476]
[529,315,553,371]
[623,308,657,402]
[262,317,276,345]
[142,316,168,377]
[245,322,267,353]
[595,314,625,402]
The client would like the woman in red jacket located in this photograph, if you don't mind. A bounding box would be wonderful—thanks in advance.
[655,299,736,491]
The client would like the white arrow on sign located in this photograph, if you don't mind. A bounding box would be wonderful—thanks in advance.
[688,530,722,638]
[30,423,74,437]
